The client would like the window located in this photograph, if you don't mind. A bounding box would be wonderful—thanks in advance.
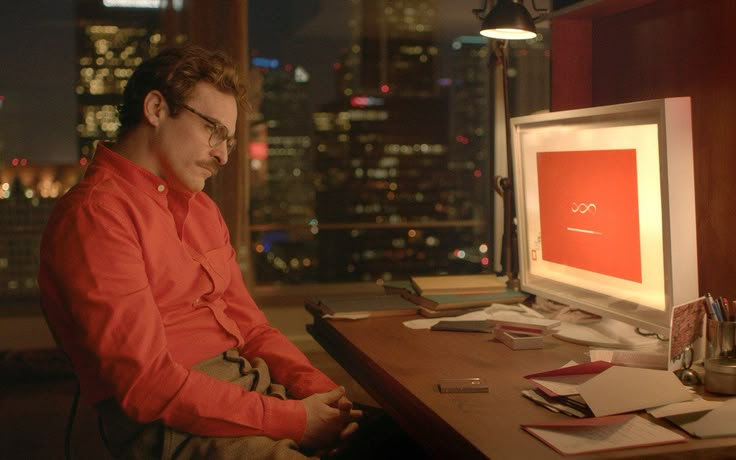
[246,0,546,288]
[0,0,549,306]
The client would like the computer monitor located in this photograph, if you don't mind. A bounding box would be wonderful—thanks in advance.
[510,98,698,344]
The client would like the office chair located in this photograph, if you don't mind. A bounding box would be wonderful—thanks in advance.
[40,304,80,460]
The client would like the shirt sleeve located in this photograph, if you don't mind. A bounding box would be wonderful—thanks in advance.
[40,199,307,442]
[212,209,339,399]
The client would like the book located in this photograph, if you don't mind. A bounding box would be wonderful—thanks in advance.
[418,305,487,318]
[384,280,528,313]
[486,317,561,335]
[406,289,528,311]
[305,295,418,319]
[409,274,507,296]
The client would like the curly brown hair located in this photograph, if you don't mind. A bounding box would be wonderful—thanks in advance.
[117,44,245,137]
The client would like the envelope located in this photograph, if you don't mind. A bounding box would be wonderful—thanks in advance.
[666,398,736,438]
[648,399,723,419]
[578,366,693,417]
[524,361,616,396]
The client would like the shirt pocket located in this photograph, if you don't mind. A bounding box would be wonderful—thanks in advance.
[200,244,233,298]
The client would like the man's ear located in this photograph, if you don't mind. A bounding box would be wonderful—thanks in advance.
[142,90,168,127]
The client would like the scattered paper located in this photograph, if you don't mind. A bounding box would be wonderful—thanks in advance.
[666,398,736,439]
[647,399,723,419]
[522,414,686,455]
[403,309,491,330]
[403,304,545,330]
[578,366,693,417]
[589,348,668,370]
[524,361,615,396]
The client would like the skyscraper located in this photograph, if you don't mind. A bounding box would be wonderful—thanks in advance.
[248,60,320,283]
[75,1,162,159]
[311,0,490,283]
[356,0,439,96]
[448,35,493,266]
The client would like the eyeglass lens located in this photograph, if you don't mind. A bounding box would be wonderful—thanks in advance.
[182,104,236,153]
[209,123,236,154]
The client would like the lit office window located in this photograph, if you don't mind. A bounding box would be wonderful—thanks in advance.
[245,0,549,286]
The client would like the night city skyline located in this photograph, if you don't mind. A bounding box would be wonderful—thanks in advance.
[1,0,550,300]
[0,0,487,165]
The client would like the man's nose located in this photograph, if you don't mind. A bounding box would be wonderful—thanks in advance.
[211,143,228,166]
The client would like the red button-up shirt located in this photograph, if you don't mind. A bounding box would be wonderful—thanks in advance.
[38,143,336,442]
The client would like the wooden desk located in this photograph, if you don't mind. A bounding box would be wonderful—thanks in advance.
[307,313,736,459]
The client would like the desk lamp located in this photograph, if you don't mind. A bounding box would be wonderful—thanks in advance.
[473,0,536,290]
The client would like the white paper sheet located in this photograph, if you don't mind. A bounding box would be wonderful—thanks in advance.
[647,399,723,418]
[402,304,544,330]
[578,366,693,417]
[523,414,686,455]
[665,398,736,438]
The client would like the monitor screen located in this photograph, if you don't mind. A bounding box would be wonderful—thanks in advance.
[510,98,698,337]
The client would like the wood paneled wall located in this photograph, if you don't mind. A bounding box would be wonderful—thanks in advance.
[551,0,736,300]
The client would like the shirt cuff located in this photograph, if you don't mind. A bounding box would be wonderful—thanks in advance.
[287,373,337,399]
[262,397,307,442]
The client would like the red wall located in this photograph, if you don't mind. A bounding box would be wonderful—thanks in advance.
[551,0,736,300]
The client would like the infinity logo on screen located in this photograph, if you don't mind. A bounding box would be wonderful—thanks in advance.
[571,202,597,215]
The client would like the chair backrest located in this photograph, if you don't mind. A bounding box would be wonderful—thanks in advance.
[40,302,79,460]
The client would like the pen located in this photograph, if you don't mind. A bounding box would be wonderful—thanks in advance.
[720,297,731,322]
[705,293,718,321]
[716,296,726,321]
[706,293,723,321]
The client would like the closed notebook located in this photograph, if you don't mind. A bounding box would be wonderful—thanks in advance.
[409,274,507,296]
[384,281,528,315]
[306,295,418,318]
[404,290,528,311]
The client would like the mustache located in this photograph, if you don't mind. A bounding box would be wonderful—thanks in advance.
[197,160,221,177]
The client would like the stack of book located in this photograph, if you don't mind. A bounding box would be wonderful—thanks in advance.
[384,274,529,317]
[305,295,419,319]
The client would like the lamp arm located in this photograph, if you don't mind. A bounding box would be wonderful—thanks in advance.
[472,0,490,20]
[496,39,520,289]
[529,0,549,14]
[475,0,546,22]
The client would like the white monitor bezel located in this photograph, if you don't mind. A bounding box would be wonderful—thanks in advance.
[510,98,698,336]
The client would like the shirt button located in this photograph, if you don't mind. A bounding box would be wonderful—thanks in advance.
[157,184,165,192]
[194,298,201,303]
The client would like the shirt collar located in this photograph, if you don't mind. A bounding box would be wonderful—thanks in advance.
[89,143,195,205]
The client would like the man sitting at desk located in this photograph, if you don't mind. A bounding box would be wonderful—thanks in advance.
[38,44,362,459]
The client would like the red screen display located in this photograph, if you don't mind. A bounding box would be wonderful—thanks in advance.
[536,149,642,283]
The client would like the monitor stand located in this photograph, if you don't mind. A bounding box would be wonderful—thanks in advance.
[553,316,661,349]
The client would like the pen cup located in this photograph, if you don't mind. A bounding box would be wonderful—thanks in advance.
[706,319,736,359]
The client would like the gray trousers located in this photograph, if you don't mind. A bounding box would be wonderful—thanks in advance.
[96,349,318,460]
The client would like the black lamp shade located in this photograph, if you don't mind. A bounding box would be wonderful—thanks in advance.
[480,0,537,40]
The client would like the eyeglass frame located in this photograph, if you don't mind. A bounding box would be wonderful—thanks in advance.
[180,103,237,154]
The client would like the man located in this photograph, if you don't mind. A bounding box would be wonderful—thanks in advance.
[39,45,361,459]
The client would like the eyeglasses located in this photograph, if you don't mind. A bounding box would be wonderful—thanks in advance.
[181,104,237,154]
